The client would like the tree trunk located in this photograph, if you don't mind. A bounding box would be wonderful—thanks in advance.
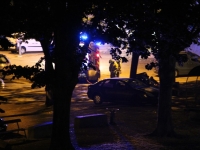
[50,28,78,150]
[130,52,139,78]
[49,1,81,149]
[151,55,176,137]
[40,37,54,107]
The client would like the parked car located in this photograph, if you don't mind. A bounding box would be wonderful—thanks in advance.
[0,54,11,79]
[87,78,159,105]
[10,39,43,54]
[154,51,200,77]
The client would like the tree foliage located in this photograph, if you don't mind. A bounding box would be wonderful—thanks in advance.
[83,0,200,137]
[0,1,91,149]
[1,0,200,149]
[83,0,200,65]
[0,0,93,86]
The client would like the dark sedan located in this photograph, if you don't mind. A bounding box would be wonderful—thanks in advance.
[87,77,159,105]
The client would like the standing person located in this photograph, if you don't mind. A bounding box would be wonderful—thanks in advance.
[116,59,121,77]
[88,41,99,68]
[109,59,118,78]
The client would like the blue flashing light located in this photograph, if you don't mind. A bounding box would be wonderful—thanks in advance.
[81,35,88,40]
[95,42,101,46]
[80,33,88,41]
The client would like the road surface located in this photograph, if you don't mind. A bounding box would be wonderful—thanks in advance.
[0,50,198,83]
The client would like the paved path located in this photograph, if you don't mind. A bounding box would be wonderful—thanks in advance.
[0,82,164,150]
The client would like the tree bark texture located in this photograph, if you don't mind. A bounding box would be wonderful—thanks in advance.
[151,55,176,137]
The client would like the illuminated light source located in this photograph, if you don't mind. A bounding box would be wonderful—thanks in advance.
[79,42,84,47]
[81,35,88,40]
[80,32,88,41]
[95,42,101,46]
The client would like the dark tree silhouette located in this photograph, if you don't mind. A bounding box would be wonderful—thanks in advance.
[1,1,200,149]
[0,0,89,149]
[85,0,200,137]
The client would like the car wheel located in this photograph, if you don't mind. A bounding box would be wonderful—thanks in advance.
[93,94,103,104]
[20,47,26,54]
[175,70,178,77]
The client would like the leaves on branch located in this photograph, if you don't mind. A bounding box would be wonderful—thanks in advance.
[2,57,46,89]
[145,61,158,70]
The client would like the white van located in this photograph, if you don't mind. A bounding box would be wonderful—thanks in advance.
[10,39,43,54]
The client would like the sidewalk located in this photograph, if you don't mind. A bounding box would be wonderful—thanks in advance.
[1,82,199,150]
[0,104,138,150]
[0,82,163,150]
[0,75,137,150]
[0,98,139,150]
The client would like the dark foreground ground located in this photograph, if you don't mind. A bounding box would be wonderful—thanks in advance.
[0,78,200,150]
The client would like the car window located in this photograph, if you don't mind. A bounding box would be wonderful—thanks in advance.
[0,56,8,63]
[179,53,200,63]
[102,80,114,88]
[188,52,200,62]
[129,80,147,88]
[115,80,127,89]
[97,81,104,86]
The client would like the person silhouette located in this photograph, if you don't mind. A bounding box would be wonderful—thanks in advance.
[109,59,118,78]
